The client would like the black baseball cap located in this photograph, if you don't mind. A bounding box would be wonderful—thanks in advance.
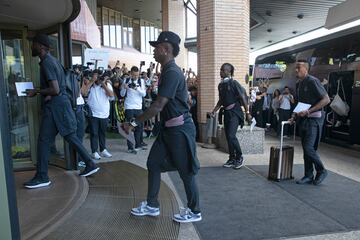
[31,33,50,48]
[149,31,181,47]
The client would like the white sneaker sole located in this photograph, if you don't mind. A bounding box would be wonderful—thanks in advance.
[80,167,100,177]
[25,181,51,189]
[131,210,160,217]
[100,154,112,158]
[172,216,202,223]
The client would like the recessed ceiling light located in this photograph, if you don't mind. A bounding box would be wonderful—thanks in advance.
[250,47,254,50]
[265,10,272,16]
[292,31,298,34]
[267,28,272,33]
[297,14,304,19]
[134,9,142,13]
[268,40,273,43]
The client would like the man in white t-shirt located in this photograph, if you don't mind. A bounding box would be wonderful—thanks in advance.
[85,71,114,159]
[120,66,146,153]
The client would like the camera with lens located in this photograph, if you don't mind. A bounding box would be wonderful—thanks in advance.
[128,81,137,89]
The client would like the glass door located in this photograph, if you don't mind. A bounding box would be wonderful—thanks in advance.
[0,30,33,168]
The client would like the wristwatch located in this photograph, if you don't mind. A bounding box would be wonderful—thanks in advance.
[130,117,138,127]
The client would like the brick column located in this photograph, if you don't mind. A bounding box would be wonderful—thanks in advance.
[162,0,188,69]
[197,0,250,140]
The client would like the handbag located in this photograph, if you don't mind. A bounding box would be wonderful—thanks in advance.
[330,78,350,116]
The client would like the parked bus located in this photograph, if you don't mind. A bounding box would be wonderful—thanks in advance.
[253,26,360,145]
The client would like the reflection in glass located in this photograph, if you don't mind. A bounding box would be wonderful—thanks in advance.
[1,31,31,161]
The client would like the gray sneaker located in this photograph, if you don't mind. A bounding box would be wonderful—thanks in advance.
[173,207,202,223]
[131,201,160,217]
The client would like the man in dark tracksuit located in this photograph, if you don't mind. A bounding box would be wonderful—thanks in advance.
[290,60,330,185]
[124,31,201,223]
[24,34,99,189]
[211,63,252,169]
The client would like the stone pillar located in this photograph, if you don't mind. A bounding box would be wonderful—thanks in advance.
[197,0,250,140]
[161,0,188,69]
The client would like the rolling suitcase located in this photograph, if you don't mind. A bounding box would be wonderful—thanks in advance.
[268,121,295,181]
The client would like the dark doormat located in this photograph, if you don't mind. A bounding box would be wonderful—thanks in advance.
[46,161,180,240]
[169,165,360,240]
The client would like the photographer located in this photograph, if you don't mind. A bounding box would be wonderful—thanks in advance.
[120,66,146,153]
[84,70,114,159]
[278,86,295,137]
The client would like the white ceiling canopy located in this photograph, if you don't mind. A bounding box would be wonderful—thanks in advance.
[0,0,78,30]
[250,0,348,51]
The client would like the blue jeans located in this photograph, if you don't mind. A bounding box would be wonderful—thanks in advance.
[299,116,326,177]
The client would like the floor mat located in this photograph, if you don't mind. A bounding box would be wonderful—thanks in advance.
[46,161,180,240]
[169,165,360,240]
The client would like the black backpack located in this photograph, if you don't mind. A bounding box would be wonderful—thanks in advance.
[63,69,80,110]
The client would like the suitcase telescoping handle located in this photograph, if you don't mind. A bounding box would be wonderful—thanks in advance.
[277,121,296,180]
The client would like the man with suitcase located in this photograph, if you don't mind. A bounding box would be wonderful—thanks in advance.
[290,60,330,185]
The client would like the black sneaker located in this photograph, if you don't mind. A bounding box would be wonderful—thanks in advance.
[24,177,51,189]
[79,165,100,177]
[223,159,235,168]
[233,157,244,170]
[313,170,328,185]
[141,142,148,147]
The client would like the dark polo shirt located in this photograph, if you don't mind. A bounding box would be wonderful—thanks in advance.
[158,59,189,122]
[297,74,327,108]
[39,53,76,136]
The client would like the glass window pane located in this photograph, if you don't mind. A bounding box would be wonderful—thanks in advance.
[128,18,133,47]
[141,24,146,53]
[123,17,128,46]
[103,8,110,46]
[150,25,155,53]
[145,24,150,54]
[109,10,116,48]
[133,20,141,51]
[186,9,197,38]
[2,31,31,162]
[96,7,102,26]
[116,13,122,48]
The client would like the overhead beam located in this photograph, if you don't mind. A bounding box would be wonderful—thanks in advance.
[325,0,360,29]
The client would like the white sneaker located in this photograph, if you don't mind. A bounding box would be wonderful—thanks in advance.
[131,201,160,216]
[92,152,101,160]
[173,207,202,223]
[100,149,112,158]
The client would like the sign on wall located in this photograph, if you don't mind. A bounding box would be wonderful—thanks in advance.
[84,48,110,69]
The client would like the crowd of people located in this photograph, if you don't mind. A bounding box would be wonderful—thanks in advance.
[250,84,296,137]
[23,31,329,226]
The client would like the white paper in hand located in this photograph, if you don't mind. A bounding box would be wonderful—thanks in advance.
[293,102,311,113]
[250,118,256,133]
[15,82,34,96]
[117,122,135,145]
